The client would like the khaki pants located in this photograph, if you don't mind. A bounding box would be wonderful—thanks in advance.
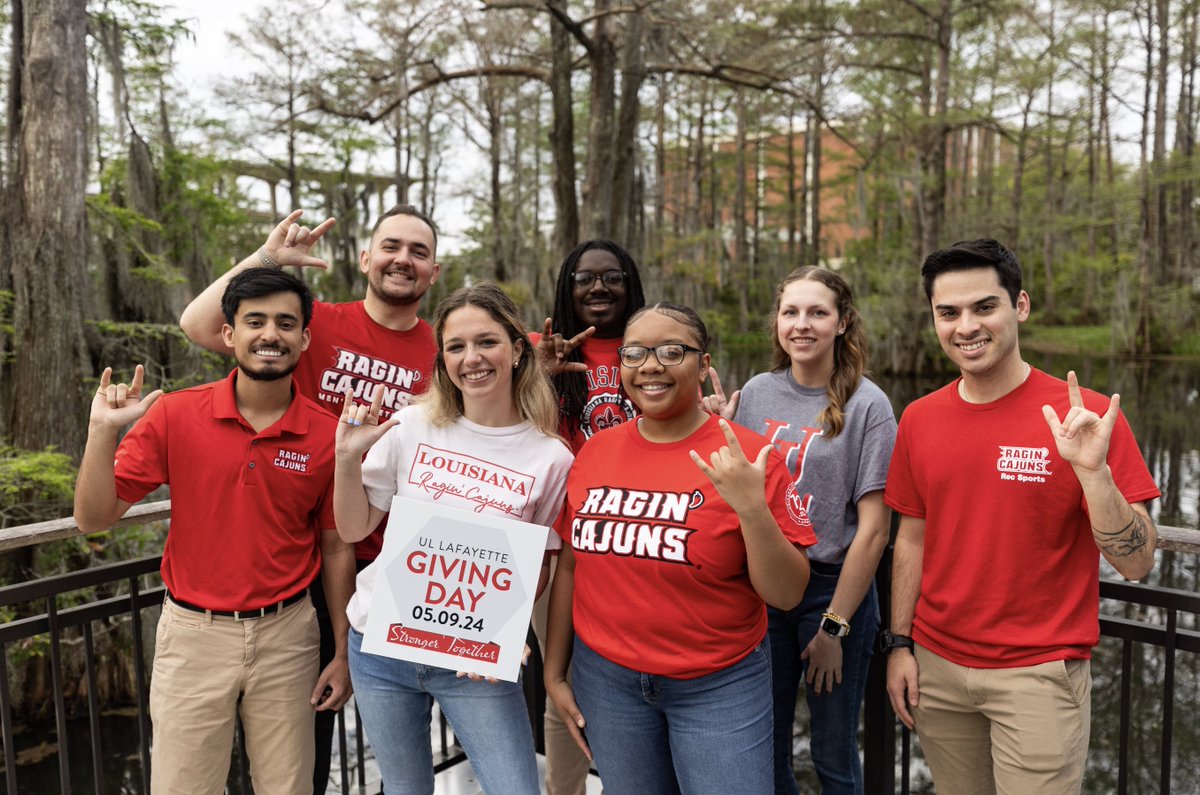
[149,597,319,795]
[533,557,594,795]
[911,644,1091,795]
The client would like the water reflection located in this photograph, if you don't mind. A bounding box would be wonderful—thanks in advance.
[712,344,1200,794]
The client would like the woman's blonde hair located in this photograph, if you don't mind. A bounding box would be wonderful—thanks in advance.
[768,266,868,439]
[423,283,560,438]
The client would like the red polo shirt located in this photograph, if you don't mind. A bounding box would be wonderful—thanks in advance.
[113,370,338,611]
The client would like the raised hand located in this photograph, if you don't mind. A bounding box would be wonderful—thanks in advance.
[335,386,399,459]
[535,318,595,375]
[1041,370,1119,475]
[90,366,163,429]
[690,419,771,515]
[700,367,740,420]
[263,209,336,270]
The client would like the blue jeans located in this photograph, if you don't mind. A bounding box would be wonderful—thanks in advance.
[571,635,774,795]
[768,561,879,795]
[347,628,539,795]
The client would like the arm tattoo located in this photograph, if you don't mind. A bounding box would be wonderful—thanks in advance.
[1093,513,1150,558]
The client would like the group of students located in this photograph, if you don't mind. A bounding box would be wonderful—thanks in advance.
[74,204,1159,795]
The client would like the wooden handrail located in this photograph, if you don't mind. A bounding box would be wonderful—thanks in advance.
[0,500,171,553]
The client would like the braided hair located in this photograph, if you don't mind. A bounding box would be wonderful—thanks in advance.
[550,240,646,442]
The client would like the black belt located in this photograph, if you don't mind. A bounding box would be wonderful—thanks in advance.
[166,588,309,621]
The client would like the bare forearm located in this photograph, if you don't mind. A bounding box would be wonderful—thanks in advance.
[333,456,378,543]
[1078,466,1156,580]
[543,550,576,683]
[74,424,126,532]
[827,494,890,622]
[320,531,356,656]
[742,504,811,609]
[889,515,925,634]
[178,252,260,352]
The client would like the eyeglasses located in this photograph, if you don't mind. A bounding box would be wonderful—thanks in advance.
[571,271,628,288]
[617,344,705,367]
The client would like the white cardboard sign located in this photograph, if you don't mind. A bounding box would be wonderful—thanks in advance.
[360,496,549,682]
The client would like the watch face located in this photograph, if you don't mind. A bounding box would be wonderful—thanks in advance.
[821,617,845,637]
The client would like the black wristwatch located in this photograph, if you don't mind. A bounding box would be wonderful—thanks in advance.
[878,630,914,655]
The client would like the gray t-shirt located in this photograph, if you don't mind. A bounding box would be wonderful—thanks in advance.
[734,370,896,564]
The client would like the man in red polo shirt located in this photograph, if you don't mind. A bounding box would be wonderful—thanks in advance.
[180,205,440,790]
[75,269,354,794]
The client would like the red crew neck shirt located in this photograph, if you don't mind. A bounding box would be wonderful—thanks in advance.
[885,368,1160,667]
[559,415,818,678]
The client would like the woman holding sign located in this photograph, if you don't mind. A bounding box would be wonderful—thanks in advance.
[335,283,572,795]
[544,303,818,794]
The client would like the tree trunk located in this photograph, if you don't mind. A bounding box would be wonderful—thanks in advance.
[1134,0,1155,354]
[611,7,645,248]
[2,0,91,458]
[486,81,505,281]
[1176,2,1197,286]
[1042,1,1057,320]
[786,99,798,263]
[919,0,952,257]
[547,0,579,259]
[1152,0,1170,285]
[582,0,616,239]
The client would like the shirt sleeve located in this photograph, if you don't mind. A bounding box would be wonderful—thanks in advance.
[883,408,925,518]
[765,449,819,548]
[853,388,898,503]
[531,444,573,551]
[1104,410,1161,506]
[113,397,169,504]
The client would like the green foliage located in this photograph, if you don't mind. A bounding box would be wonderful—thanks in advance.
[0,289,14,337]
[1023,323,1113,355]
[0,446,77,528]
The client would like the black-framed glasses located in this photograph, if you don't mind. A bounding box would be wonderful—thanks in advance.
[617,344,705,367]
[571,271,628,288]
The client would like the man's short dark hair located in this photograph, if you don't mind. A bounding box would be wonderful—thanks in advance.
[920,239,1023,306]
[370,204,439,253]
[222,268,314,327]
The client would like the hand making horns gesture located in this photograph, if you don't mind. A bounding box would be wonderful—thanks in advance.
[1041,370,1120,475]
[690,419,772,516]
[262,209,337,271]
[535,318,595,375]
[335,386,399,459]
[90,365,163,429]
[700,367,740,420]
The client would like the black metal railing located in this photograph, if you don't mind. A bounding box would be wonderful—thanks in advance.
[0,551,469,794]
[2,505,1198,794]
[862,547,1200,795]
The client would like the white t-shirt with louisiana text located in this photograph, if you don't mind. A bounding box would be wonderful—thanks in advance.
[346,405,572,632]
